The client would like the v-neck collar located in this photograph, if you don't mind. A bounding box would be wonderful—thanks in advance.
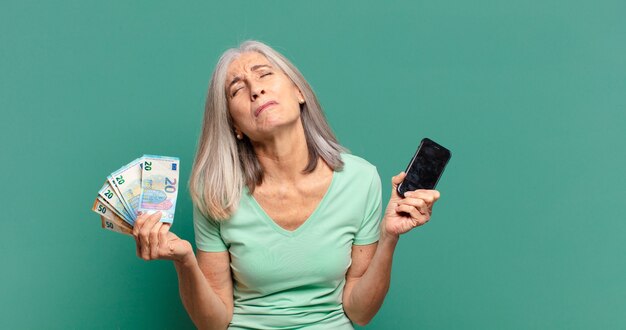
[245,171,337,237]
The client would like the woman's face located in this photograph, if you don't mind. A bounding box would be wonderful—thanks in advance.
[225,52,304,141]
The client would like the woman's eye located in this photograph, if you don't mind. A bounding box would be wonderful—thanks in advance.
[232,87,242,97]
[260,72,273,78]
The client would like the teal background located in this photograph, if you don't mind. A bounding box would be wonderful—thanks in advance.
[1,1,625,329]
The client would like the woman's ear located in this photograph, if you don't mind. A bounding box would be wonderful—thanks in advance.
[233,126,243,140]
[297,90,305,104]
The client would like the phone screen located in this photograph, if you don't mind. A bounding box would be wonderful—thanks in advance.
[397,138,451,196]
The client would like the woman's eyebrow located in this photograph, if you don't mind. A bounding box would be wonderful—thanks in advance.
[228,64,273,89]
[250,64,272,71]
[228,76,242,90]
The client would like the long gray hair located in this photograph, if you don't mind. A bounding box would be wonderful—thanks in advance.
[190,40,346,220]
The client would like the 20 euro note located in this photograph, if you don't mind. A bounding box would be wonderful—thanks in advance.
[98,182,133,224]
[92,198,133,235]
[138,155,180,223]
[108,157,143,224]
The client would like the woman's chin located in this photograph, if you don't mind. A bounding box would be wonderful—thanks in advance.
[256,114,300,131]
[251,118,303,140]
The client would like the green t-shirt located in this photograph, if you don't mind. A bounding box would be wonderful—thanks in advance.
[194,154,382,329]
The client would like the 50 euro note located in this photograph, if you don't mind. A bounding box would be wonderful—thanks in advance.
[98,182,133,224]
[138,155,180,223]
[108,157,143,224]
[92,198,133,235]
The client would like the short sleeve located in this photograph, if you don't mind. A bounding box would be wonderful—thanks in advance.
[193,206,228,252]
[353,168,382,245]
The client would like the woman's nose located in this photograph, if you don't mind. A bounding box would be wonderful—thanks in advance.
[250,84,265,101]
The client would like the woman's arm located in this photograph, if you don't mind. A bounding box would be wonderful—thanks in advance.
[342,234,398,326]
[342,172,440,325]
[134,212,233,330]
[174,251,233,330]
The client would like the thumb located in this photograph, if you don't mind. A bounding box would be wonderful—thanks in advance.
[391,171,407,197]
[167,234,191,258]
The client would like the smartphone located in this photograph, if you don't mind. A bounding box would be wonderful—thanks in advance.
[397,138,451,197]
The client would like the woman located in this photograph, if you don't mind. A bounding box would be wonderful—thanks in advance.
[133,40,440,329]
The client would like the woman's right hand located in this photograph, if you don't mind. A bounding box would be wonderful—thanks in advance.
[133,211,194,264]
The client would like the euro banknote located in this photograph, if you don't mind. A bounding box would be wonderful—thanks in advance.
[100,216,133,235]
[92,198,133,235]
[96,196,129,225]
[138,155,180,223]
[108,157,143,224]
[98,182,133,224]
[91,155,180,235]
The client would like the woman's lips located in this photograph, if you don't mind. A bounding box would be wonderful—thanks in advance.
[255,101,278,117]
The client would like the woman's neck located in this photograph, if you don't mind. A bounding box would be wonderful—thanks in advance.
[252,121,311,184]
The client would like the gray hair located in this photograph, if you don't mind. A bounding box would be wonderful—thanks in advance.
[190,40,346,220]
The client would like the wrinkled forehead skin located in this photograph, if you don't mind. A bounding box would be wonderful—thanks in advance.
[224,51,297,93]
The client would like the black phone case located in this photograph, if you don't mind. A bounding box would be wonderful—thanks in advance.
[397,138,451,197]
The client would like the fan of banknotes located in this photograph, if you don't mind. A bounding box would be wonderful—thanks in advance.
[91,155,180,235]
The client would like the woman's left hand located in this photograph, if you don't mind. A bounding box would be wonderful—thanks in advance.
[382,172,441,238]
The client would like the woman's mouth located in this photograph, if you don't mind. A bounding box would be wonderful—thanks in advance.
[255,101,278,117]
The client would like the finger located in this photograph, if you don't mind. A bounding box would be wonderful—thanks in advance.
[139,212,163,243]
[395,204,421,228]
[149,222,163,260]
[396,204,429,225]
[135,236,141,258]
[133,212,149,258]
[397,197,430,216]
[399,205,424,224]
[404,189,441,205]
[133,212,150,237]
[139,212,162,260]
[158,223,172,253]
[140,233,151,260]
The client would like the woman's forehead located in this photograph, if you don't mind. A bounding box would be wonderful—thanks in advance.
[226,52,273,78]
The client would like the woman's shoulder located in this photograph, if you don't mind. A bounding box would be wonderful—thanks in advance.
[339,153,378,175]
[335,153,381,195]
